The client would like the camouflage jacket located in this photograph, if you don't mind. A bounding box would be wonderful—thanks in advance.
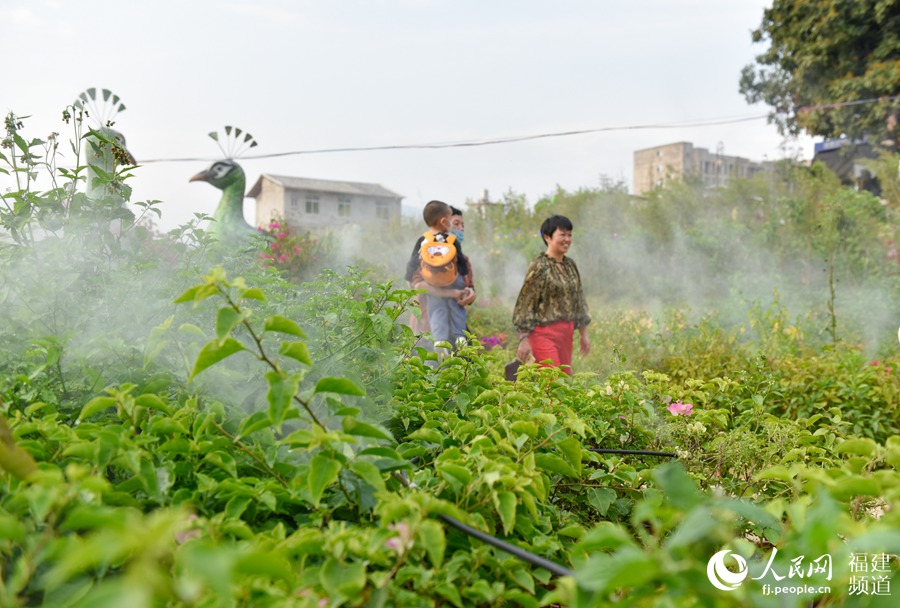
[512,253,590,336]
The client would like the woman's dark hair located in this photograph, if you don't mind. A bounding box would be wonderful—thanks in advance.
[540,215,573,244]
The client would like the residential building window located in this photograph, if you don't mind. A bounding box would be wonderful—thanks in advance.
[657,164,663,173]
[305,195,320,214]
[338,196,352,217]
[291,195,301,210]
[375,201,391,220]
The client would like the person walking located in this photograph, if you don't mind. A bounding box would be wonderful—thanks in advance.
[512,215,590,375]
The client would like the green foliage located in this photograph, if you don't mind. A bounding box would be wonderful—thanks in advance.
[2,109,900,606]
[740,0,900,143]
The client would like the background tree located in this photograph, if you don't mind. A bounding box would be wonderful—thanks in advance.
[740,0,900,146]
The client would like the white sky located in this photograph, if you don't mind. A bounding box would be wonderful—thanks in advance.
[3,0,813,230]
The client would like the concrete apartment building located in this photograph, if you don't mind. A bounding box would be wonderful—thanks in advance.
[633,142,772,195]
[248,174,403,230]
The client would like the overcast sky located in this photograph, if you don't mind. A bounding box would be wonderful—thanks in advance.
[4,0,813,230]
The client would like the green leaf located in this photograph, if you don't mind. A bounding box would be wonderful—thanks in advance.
[664,506,717,549]
[241,287,266,301]
[434,582,463,608]
[308,454,342,506]
[173,284,217,304]
[0,513,26,541]
[473,389,499,404]
[408,427,443,444]
[234,550,294,581]
[238,411,273,438]
[829,476,882,501]
[586,487,616,516]
[266,372,300,425]
[436,462,472,486]
[534,453,578,478]
[575,522,635,553]
[181,542,235,597]
[65,581,150,608]
[133,394,171,415]
[350,460,386,492]
[652,462,700,510]
[755,465,795,483]
[215,307,243,340]
[264,315,306,337]
[555,436,582,475]
[508,568,535,595]
[190,338,246,379]
[835,438,878,457]
[494,491,517,536]
[78,397,117,421]
[417,519,446,568]
[147,417,189,435]
[359,447,403,460]
[279,341,312,366]
[342,418,394,441]
[575,547,660,593]
[60,504,127,531]
[319,557,366,597]
[203,450,237,478]
[314,377,365,396]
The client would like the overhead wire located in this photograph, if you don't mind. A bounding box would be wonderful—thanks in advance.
[138,113,770,164]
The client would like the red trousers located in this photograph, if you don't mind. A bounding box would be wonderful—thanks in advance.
[529,321,574,375]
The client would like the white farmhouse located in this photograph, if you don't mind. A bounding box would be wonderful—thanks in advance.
[248,174,403,230]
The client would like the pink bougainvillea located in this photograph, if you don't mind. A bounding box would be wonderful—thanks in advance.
[666,402,693,416]
[257,217,317,281]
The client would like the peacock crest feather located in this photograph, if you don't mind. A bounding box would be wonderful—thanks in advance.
[73,87,127,130]
[190,126,258,241]
[207,125,258,160]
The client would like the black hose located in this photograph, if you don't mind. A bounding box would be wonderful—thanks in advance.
[436,513,574,577]
[393,471,574,577]
[390,448,676,580]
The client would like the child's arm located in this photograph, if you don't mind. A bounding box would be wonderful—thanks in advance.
[411,279,462,299]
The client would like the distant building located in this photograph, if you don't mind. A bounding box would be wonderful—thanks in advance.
[248,174,403,230]
[812,138,880,194]
[633,142,772,195]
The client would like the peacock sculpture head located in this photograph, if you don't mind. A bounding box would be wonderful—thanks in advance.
[73,87,135,199]
[189,159,244,190]
[190,126,258,242]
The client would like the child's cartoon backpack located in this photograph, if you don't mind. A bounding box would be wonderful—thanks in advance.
[419,231,458,287]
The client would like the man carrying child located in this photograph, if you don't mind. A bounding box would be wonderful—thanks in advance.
[406,200,472,350]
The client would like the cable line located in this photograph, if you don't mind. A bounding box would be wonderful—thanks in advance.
[138,113,769,164]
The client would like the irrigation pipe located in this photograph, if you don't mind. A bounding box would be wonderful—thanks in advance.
[392,447,676,579]
[393,471,575,577]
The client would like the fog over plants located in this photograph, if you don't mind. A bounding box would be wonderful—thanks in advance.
[1,100,899,606]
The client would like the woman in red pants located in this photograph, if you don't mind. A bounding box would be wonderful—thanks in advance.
[512,215,591,375]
